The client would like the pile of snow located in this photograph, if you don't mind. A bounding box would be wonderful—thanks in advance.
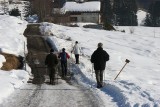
[0,15,30,104]
[0,15,28,56]
[26,14,38,23]
[40,22,160,106]
[137,10,147,26]
[0,70,29,104]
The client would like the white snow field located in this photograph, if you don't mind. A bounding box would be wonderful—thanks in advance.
[0,14,160,106]
[40,22,160,107]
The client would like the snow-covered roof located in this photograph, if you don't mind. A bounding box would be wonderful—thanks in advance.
[8,0,20,2]
[0,0,8,2]
[64,1,100,12]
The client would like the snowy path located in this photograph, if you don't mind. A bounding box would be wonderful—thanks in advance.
[0,28,105,107]
[0,77,104,107]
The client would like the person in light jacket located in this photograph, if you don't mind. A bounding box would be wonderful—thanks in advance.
[91,43,109,88]
[71,41,81,64]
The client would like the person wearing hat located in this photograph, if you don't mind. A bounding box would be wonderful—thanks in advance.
[71,41,81,64]
[45,49,58,85]
[58,48,70,78]
[91,43,109,88]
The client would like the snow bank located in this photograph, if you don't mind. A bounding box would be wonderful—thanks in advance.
[0,55,6,68]
[40,22,160,106]
[0,15,30,104]
[137,10,147,26]
[46,37,60,52]
[0,70,29,104]
[0,15,28,56]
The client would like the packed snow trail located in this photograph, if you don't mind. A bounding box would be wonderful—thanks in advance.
[1,78,103,107]
[0,28,105,107]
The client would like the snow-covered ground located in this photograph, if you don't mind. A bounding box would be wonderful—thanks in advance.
[40,23,160,106]
[0,15,30,104]
[0,9,160,106]
[8,1,27,20]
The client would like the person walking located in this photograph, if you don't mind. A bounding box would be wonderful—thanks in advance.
[45,49,58,85]
[71,41,81,64]
[58,48,70,78]
[91,43,109,88]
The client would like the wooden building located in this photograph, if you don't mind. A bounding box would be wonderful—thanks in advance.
[63,1,101,23]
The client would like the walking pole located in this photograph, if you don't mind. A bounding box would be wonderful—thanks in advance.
[114,59,130,80]
[70,43,73,61]
[103,68,105,86]
[91,63,94,88]
[56,67,58,84]
[24,42,26,71]
[69,60,71,80]
[71,52,73,63]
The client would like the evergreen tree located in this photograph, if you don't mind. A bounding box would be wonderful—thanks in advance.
[113,0,120,25]
[113,0,138,26]
[9,8,21,17]
[103,0,113,24]
[145,1,160,27]
[23,1,32,18]
[144,14,153,26]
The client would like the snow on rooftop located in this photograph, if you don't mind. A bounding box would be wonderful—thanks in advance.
[64,1,100,12]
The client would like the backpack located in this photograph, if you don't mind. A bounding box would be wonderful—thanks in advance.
[61,52,67,61]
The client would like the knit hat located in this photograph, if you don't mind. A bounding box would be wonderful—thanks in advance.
[75,41,78,44]
[62,48,65,51]
[50,49,54,52]
[98,42,103,47]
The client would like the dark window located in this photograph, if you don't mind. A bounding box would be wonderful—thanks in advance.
[70,17,77,21]
[72,13,81,15]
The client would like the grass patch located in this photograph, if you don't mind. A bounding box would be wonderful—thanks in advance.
[1,53,21,71]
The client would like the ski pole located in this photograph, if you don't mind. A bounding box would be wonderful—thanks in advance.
[114,59,130,80]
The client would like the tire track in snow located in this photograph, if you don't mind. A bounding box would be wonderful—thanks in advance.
[26,85,42,107]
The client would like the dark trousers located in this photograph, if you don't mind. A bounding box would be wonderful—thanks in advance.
[61,61,67,77]
[48,67,56,84]
[95,70,104,86]
[75,54,79,64]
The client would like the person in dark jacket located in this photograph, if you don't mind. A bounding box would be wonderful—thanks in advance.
[45,49,58,85]
[58,48,70,78]
[91,43,109,88]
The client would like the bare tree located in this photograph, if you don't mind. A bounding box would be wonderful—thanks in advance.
[30,0,53,21]
[1,0,9,14]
